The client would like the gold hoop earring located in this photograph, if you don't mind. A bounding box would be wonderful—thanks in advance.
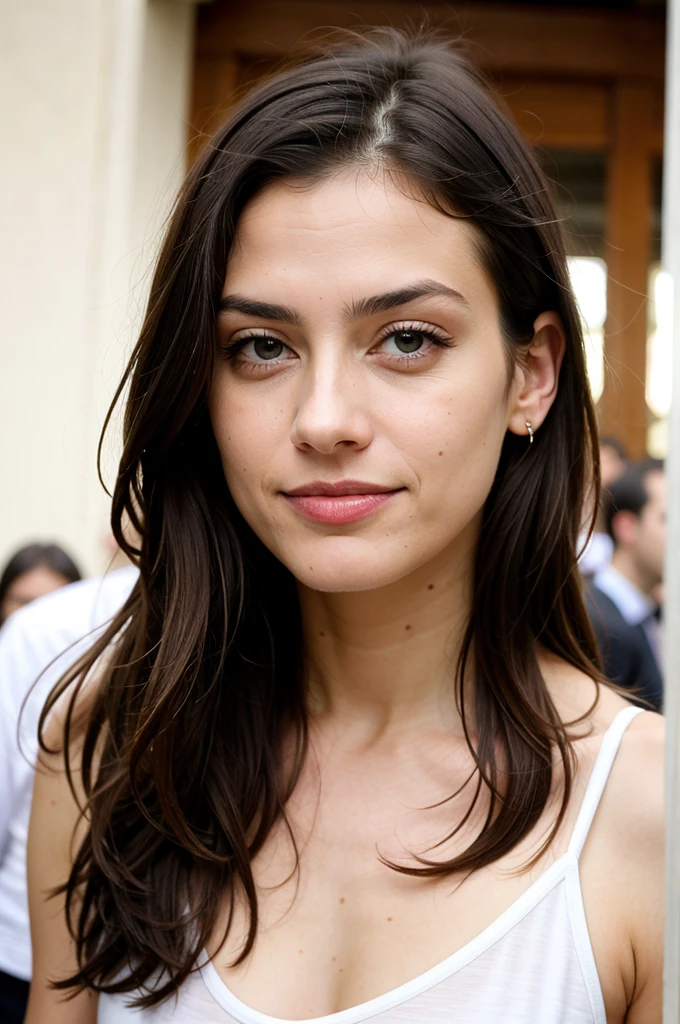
[525,421,534,444]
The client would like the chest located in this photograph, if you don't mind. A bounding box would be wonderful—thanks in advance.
[208,748,621,1021]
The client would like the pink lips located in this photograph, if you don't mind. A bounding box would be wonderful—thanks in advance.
[283,480,402,525]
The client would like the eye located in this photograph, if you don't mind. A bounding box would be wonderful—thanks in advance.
[248,337,286,361]
[382,329,429,355]
[220,332,296,369]
[373,323,452,362]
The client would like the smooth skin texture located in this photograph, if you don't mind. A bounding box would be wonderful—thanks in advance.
[26,171,663,1023]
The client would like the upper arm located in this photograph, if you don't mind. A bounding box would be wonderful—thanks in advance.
[0,616,33,854]
[617,713,664,1023]
[24,719,99,1024]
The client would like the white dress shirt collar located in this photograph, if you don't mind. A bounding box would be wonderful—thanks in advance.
[593,563,657,627]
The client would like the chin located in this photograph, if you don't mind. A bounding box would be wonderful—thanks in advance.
[275,538,419,593]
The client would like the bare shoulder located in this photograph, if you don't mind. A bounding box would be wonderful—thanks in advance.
[596,700,664,854]
[544,658,664,1018]
[544,653,664,841]
[39,670,103,768]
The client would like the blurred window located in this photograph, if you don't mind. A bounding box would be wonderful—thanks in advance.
[568,257,607,404]
[647,264,673,457]
[540,151,607,404]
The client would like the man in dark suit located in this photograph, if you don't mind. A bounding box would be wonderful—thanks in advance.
[585,459,665,711]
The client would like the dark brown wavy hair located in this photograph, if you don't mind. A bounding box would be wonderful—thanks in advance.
[40,29,604,1007]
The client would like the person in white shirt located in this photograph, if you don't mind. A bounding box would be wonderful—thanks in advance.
[0,567,137,1023]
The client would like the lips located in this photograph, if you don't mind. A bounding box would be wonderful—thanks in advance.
[285,480,397,497]
[282,480,403,524]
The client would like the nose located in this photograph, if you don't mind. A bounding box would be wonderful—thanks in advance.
[290,359,373,455]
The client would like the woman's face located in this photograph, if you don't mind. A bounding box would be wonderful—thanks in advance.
[0,565,72,622]
[209,171,529,593]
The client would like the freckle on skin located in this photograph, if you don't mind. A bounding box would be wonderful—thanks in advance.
[387,917,392,922]
[332,956,336,962]
[319,631,325,637]
[438,451,443,456]
[339,897,345,904]
[428,584,435,590]
[339,968,344,973]
[405,624,411,631]
[298,949,303,954]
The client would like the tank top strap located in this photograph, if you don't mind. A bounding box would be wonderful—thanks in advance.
[568,704,645,859]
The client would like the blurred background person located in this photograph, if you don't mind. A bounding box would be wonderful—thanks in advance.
[0,564,138,1024]
[578,435,628,579]
[585,459,665,711]
[0,543,81,625]
[599,435,628,490]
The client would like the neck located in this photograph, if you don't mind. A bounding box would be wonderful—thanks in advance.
[610,548,656,598]
[298,531,476,746]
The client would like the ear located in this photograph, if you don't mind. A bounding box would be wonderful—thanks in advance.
[507,311,566,441]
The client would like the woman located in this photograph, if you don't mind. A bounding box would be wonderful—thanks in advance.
[0,542,81,624]
[26,31,663,1024]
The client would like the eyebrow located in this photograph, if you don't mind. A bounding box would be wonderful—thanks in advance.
[218,295,302,325]
[218,279,469,326]
[345,280,469,320]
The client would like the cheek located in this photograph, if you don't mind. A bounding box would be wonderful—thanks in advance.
[394,366,510,494]
[208,380,285,500]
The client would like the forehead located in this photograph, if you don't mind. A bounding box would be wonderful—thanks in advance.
[227,170,494,305]
[7,564,62,592]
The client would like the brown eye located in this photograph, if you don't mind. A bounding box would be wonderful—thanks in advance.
[253,338,285,360]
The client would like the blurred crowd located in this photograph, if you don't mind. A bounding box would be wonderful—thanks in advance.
[0,438,667,1021]
[580,439,666,713]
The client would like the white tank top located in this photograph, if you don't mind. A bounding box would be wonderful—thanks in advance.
[98,705,642,1024]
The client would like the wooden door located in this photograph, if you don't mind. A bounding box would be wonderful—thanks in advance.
[190,1,666,458]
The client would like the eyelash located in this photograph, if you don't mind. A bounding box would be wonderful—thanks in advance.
[219,321,453,372]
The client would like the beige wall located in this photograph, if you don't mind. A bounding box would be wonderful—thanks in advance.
[0,0,196,576]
